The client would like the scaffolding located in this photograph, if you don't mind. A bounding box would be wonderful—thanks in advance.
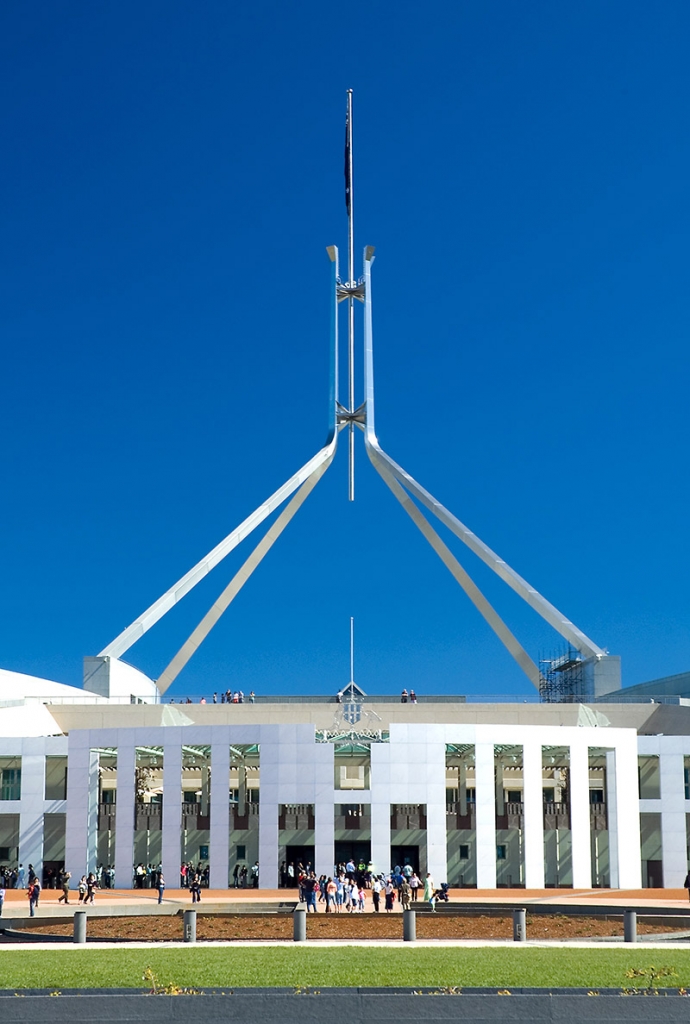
[539,647,585,703]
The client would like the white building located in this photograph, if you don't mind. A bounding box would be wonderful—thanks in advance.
[1,671,688,890]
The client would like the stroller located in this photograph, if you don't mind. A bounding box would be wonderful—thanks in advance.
[433,882,450,903]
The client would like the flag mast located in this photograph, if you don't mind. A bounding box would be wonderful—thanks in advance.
[345,88,355,500]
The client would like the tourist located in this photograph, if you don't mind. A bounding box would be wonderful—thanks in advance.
[57,870,71,904]
[325,876,337,912]
[190,873,202,903]
[384,877,395,913]
[249,691,256,703]
[78,875,87,902]
[423,872,435,911]
[251,861,259,888]
[335,876,344,912]
[409,871,420,901]
[303,872,318,912]
[400,877,411,910]
[401,689,408,704]
[212,693,217,703]
[0,881,5,917]
[157,872,166,904]
[410,689,417,704]
[17,863,25,888]
[372,875,383,912]
[28,878,40,916]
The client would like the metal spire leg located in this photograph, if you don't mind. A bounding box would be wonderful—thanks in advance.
[370,451,542,689]
[99,440,336,660]
[372,446,604,660]
[155,452,334,693]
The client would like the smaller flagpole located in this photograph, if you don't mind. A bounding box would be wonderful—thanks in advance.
[346,88,355,501]
[350,615,355,683]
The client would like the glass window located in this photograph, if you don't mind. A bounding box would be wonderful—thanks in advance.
[0,759,21,801]
[496,845,507,860]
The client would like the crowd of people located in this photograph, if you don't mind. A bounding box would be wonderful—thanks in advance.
[168,690,256,705]
[288,859,438,912]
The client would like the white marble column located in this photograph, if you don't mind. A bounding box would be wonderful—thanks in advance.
[114,743,136,888]
[315,799,335,878]
[209,741,230,889]
[425,741,448,885]
[86,750,100,875]
[523,741,544,889]
[65,734,91,880]
[613,735,642,888]
[475,741,496,889]
[162,742,182,887]
[605,749,620,888]
[18,742,47,882]
[370,743,391,877]
[570,742,592,889]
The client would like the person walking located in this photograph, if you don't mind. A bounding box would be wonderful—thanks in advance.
[372,875,383,913]
[251,861,259,889]
[17,864,25,889]
[384,878,395,913]
[409,872,420,902]
[423,872,435,911]
[0,882,5,917]
[57,870,71,904]
[157,872,166,904]
[86,873,97,905]
[400,878,412,911]
[684,870,690,902]
[28,879,40,917]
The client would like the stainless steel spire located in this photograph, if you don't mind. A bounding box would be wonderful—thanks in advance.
[94,90,614,697]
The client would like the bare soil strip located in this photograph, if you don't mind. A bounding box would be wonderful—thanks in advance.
[17,913,689,942]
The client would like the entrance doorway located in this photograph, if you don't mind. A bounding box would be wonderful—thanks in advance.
[391,845,419,873]
[281,844,315,886]
[334,841,371,873]
[646,859,663,888]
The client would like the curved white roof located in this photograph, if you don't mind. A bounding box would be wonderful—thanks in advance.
[0,667,99,703]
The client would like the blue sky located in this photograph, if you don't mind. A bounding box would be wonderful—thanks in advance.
[1,1,689,699]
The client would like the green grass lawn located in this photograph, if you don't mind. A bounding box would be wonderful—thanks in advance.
[1,947,690,990]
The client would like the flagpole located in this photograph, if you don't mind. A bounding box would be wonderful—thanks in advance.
[346,88,355,501]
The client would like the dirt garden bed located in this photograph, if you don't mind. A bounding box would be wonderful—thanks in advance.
[18,912,689,942]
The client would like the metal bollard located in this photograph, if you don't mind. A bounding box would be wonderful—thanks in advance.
[403,909,416,942]
[513,908,526,942]
[293,904,307,942]
[183,909,197,943]
[624,909,637,943]
[73,910,87,944]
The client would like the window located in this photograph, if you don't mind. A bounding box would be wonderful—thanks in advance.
[0,847,10,861]
[496,845,507,860]
[334,743,371,790]
[236,845,246,860]
[589,790,604,804]
[685,766,690,801]
[45,756,67,800]
[459,844,469,860]
[0,761,21,801]
[638,756,661,800]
